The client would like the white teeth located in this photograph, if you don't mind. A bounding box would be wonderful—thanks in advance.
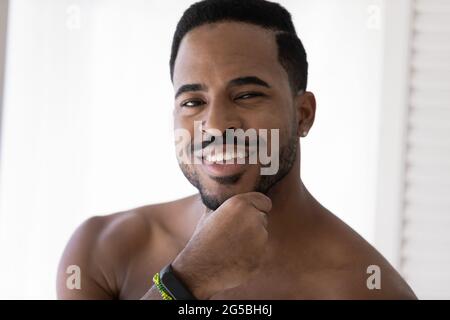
[203,149,249,163]
[223,152,233,161]
[215,153,224,162]
[205,154,217,162]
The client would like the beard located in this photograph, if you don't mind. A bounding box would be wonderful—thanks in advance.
[178,130,298,211]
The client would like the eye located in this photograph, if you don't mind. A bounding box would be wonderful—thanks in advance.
[181,99,205,108]
[236,92,265,100]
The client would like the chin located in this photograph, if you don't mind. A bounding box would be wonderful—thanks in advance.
[198,173,260,210]
[203,168,259,191]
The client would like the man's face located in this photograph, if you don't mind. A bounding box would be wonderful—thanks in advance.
[173,22,299,210]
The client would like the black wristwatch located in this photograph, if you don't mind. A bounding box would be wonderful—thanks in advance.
[159,264,197,300]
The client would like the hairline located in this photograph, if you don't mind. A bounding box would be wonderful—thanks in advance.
[170,20,301,95]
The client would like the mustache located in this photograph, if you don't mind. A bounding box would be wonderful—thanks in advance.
[191,131,264,153]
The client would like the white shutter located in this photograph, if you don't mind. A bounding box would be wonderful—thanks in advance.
[401,0,450,300]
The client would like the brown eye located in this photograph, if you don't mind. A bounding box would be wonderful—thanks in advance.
[236,92,265,100]
[181,99,204,107]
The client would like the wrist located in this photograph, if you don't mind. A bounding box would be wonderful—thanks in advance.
[171,254,217,300]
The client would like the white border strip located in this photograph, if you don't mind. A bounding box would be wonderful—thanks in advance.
[374,0,414,269]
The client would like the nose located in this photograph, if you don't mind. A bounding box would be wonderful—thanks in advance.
[202,97,243,136]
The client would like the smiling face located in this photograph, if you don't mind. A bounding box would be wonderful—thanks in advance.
[172,22,303,210]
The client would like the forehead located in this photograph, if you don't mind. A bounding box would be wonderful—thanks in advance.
[172,22,288,88]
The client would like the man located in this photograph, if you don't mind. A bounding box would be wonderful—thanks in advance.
[57,0,417,299]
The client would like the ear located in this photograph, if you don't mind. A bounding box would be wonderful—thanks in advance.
[294,91,316,138]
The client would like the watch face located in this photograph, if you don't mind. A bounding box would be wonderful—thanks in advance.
[160,264,196,300]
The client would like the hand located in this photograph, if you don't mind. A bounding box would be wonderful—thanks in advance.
[172,192,272,299]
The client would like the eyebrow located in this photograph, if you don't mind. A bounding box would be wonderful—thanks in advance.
[174,76,271,99]
[228,76,271,89]
[175,83,207,99]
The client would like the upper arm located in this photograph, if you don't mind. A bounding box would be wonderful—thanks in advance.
[56,216,117,299]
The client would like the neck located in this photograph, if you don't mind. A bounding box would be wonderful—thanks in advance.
[264,147,316,247]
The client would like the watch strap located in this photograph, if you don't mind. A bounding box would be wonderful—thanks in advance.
[159,263,197,300]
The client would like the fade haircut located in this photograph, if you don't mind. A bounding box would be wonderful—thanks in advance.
[169,0,308,93]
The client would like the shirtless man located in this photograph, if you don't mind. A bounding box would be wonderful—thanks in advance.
[57,0,417,300]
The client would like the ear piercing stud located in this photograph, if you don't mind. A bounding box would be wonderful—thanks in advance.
[301,130,308,137]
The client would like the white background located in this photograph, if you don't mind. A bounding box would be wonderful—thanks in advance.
[1,0,386,299]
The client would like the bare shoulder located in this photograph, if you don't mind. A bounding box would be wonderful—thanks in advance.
[313,209,417,300]
[56,194,198,299]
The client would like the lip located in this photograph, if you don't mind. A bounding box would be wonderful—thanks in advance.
[201,158,248,177]
[193,145,258,177]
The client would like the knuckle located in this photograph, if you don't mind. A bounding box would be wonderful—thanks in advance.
[226,196,249,211]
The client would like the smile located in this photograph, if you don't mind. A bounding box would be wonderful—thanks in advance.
[193,145,256,177]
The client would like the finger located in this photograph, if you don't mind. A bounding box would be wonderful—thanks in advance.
[244,192,272,213]
[259,211,268,229]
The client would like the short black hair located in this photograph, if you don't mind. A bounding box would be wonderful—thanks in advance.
[169,0,308,93]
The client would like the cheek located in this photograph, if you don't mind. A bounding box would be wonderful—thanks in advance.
[249,97,292,129]
[174,113,194,129]
[173,120,197,165]
[251,107,291,133]
[253,114,294,157]
[173,116,200,145]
